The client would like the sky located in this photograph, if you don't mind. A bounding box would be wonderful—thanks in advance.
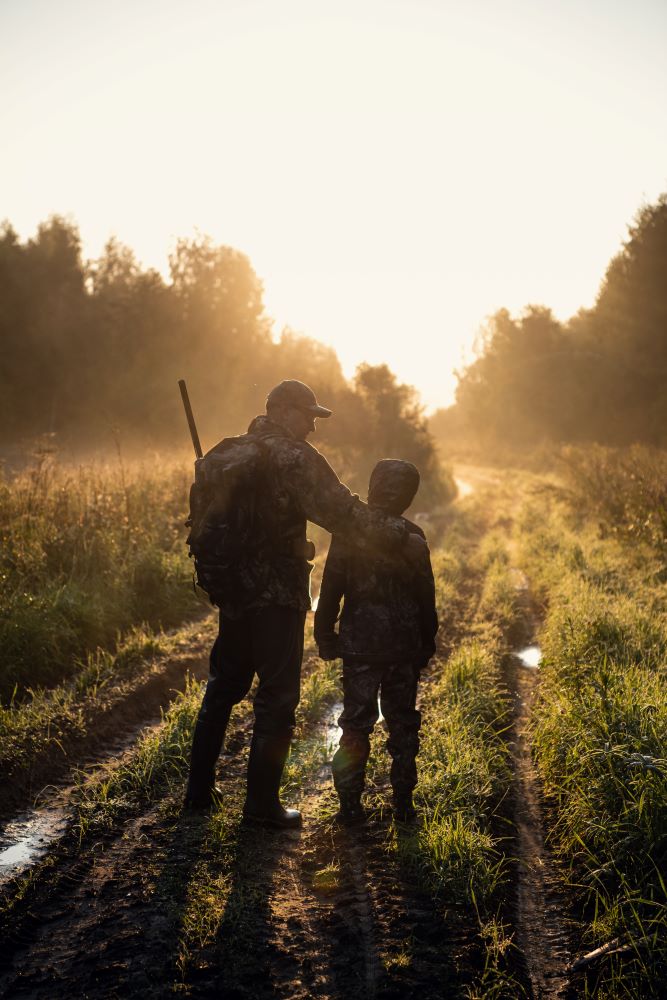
[2,0,667,410]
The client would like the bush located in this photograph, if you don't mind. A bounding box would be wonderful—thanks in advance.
[560,445,667,552]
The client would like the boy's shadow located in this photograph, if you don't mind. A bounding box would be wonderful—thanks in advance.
[383,818,464,996]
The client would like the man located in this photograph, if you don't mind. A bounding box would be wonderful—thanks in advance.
[314,459,438,826]
[184,380,425,828]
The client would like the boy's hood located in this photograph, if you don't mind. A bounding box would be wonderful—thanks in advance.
[368,459,420,514]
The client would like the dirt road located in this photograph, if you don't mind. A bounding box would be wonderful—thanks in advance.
[0,468,583,998]
[0,696,473,999]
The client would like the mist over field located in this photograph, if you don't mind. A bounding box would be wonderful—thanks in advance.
[3,191,667,470]
[2,1,667,995]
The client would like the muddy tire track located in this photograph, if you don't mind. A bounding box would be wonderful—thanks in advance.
[1,618,215,821]
[506,568,574,999]
[177,696,472,1000]
[218,712,383,1000]
[0,710,254,1000]
[257,809,470,1000]
[345,839,381,997]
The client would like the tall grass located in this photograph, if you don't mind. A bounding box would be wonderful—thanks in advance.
[0,451,200,700]
[517,487,667,997]
[559,444,667,553]
[408,641,511,907]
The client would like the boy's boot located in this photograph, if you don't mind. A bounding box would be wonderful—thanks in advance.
[243,732,302,829]
[184,706,232,809]
[334,790,366,827]
[393,790,417,824]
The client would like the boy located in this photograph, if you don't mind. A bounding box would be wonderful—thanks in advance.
[314,459,438,825]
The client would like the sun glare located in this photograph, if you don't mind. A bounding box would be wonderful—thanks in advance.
[2,0,667,408]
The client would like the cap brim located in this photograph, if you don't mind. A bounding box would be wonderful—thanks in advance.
[308,404,332,418]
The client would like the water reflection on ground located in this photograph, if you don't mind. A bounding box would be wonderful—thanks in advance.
[0,805,70,885]
[516,645,542,669]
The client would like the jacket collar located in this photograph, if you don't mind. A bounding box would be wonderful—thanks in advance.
[247,414,296,440]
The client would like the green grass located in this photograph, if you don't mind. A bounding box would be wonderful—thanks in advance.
[0,623,186,776]
[406,643,511,906]
[73,673,205,839]
[0,453,201,700]
[516,486,667,998]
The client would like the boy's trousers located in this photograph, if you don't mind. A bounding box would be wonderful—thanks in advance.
[332,659,421,798]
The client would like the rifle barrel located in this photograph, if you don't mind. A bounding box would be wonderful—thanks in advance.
[178,379,203,459]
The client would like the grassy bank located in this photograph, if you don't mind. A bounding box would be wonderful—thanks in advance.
[0,625,173,772]
[0,453,201,700]
[516,487,667,998]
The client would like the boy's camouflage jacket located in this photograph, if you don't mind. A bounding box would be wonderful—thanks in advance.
[314,517,438,665]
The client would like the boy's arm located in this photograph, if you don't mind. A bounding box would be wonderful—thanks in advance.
[314,536,346,660]
[416,541,439,665]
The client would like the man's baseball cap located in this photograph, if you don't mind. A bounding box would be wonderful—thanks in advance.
[266,380,332,418]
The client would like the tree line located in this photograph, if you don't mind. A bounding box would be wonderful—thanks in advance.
[431,194,667,452]
[0,218,450,508]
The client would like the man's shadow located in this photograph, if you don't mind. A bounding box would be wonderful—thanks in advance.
[179,817,295,998]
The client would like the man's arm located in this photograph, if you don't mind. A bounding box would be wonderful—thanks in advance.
[313,536,346,659]
[287,442,409,553]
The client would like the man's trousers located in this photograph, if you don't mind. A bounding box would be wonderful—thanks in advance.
[197,605,306,738]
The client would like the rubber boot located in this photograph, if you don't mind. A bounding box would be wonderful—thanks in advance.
[334,791,366,828]
[242,733,302,829]
[393,791,417,824]
[184,706,232,809]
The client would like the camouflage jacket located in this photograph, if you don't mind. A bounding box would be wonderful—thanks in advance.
[201,416,409,617]
[314,519,438,665]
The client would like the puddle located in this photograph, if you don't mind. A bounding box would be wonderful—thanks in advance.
[325,702,344,757]
[0,716,165,887]
[516,645,542,669]
[510,567,529,591]
[0,805,70,885]
[323,694,385,757]
[454,477,473,499]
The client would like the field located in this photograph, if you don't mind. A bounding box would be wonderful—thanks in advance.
[0,453,665,999]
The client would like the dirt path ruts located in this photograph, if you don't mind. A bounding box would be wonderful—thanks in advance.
[167,695,472,1000]
[0,708,254,999]
[509,653,573,998]
[507,568,574,999]
[0,617,215,821]
[1,465,577,999]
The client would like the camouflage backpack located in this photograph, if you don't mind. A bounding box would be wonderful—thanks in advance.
[186,435,272,610]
